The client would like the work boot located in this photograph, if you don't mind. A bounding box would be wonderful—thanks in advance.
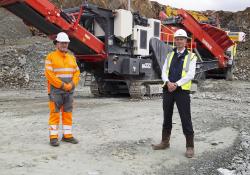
[185,135,194,158]
[50,138,60,147]
[62,137,79,144]
[152,129,171,150]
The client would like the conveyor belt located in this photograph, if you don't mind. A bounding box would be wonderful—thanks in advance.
[4,1,94,55]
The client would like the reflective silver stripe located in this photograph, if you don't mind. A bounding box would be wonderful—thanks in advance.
[63,125,72,130]
[63,125,72,134]
[76,67,79,71]
[45,60,52,64]
[46,66,53,71]
[184,53,192,72]
[49,125,58,130]
[49,125,58,135]
[64,130,72,134]
[56,74,73,78]
[166,52,174,70]
[54,68,75,72]
[50,130,59,135]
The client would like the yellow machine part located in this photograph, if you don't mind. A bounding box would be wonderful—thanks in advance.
[165,6,209,22]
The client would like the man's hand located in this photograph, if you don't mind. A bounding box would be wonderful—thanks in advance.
[167,82,178,92]
[63,83,73,92]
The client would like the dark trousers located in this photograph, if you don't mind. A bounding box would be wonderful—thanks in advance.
[162,87,194,136]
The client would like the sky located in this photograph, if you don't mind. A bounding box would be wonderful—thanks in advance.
[150,0,250,12]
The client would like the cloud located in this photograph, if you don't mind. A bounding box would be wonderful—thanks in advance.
[150,0,250,12]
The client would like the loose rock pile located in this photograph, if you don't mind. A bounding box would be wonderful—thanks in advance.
[0,37,54,89]
[218,130,250,175]
[217,7,250,81]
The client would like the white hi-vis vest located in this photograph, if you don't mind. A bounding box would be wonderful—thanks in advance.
[165,51,197,90]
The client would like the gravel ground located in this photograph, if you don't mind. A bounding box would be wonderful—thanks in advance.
[0,80,249,175]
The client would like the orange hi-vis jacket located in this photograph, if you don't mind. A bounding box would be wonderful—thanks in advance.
[45,50,80,94]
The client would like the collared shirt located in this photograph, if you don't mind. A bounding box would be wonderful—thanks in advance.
[177,48,185,57]
[161,48,197,87]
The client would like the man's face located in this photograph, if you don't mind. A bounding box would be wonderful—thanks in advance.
[174,37,187,49]
[56,42,69,53]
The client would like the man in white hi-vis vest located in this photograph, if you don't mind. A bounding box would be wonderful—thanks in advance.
[152,29,197,158]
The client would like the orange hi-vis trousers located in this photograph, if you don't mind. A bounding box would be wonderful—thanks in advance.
[49,93,74,139]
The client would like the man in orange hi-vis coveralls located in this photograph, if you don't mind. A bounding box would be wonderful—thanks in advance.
[45,32,80,147]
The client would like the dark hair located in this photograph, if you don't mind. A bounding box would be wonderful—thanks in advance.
[53,40,57,45]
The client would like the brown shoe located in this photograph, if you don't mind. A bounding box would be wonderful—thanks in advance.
[186,147,194,158]
[62,137,79,144]
[50,138,60,147]
[185,135,194,158]
[152,129,171,150]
